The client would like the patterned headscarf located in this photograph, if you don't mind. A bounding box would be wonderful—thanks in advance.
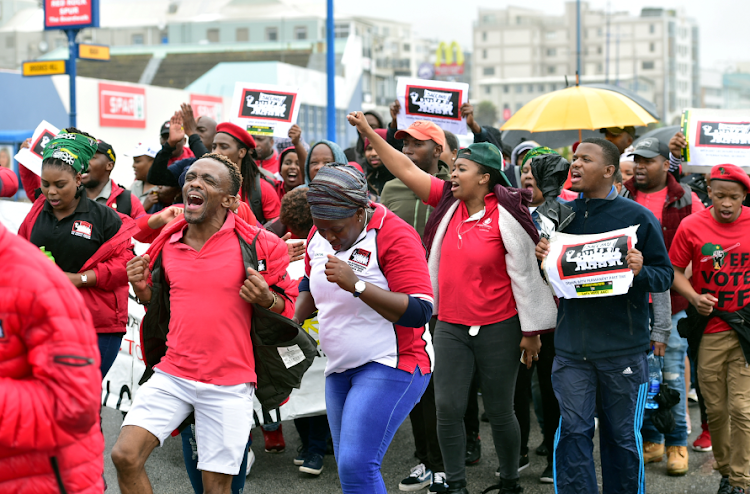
[307,163,370,220]
[521,146,558,168]
[42,129,98,173]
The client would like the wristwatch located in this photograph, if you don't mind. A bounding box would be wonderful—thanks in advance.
[80,273,88,286]
[353,280,366,298]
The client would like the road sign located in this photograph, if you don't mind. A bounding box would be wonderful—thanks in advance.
[22,60,66,77]
[79,43,110,61]
[44,0,99,30]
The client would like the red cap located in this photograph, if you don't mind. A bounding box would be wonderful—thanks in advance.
[710,164,750,192]
[216,122,256,149]
[364,128,387,150]
[394,120,446,150]
[348,161,364,173]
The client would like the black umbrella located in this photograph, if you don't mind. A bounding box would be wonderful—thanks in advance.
[632,125,680,158]
[584,83,661,120]
[651,383,681,434]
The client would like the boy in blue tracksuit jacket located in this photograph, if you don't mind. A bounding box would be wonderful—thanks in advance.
[537,138,673,494]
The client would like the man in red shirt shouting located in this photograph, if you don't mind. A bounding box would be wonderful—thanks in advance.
[111,153,297,494]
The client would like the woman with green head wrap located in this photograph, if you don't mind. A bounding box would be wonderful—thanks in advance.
[18,128,139,377]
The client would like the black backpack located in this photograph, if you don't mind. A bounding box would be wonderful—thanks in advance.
[113,187,132,216]
[248,172,277,224]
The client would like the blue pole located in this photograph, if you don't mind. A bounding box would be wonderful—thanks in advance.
[326,0,335,142]
[66,29,78,128]
[576,0,581,80]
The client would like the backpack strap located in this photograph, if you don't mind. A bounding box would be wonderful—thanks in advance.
[249,174,266,224]
[114,187,133,216]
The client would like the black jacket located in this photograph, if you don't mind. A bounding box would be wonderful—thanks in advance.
[678,304,750,364]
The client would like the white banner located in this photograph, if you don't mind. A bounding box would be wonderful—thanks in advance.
[230,82,301,138]
[14,120,60,177]
[682,108,750,171]
[542,225,639,299]
[396,77,469,135]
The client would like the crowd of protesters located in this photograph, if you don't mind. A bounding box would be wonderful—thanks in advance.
[1,98,749,494]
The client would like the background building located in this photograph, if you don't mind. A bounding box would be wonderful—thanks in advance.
[472,2,699,125]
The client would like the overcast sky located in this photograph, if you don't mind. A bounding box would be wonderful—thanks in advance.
[338,0,743,69]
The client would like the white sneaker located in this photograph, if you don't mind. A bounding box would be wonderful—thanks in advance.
[594,417,599,431]
[429,472,448,493]
[399,463,432,491]
[688,388,698,403]
[245,448,255,477]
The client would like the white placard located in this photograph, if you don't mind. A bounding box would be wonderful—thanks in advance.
[542,225,639,299]
[14,120,60,177]
[396,77,469,135]
[682,109,750,171]
[230,82,301,138]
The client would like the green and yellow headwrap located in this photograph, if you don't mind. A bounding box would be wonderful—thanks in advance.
[41,130,98,174]
[521,146,559,168]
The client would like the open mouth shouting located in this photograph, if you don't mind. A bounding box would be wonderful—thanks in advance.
[185,190,205,212]
[570,169,582,185]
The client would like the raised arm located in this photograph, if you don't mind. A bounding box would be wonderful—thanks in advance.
[347,111,433,203]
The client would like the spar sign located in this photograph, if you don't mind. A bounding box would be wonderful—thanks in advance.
[44,0,99,30]
[190,94,224,122]
[99,82,146,129]
[542,226,639,299]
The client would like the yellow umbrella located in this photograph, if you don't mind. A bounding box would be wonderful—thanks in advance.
[501,86,658,132]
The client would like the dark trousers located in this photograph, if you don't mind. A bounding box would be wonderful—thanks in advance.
[537,332,560,463]
[465,371,480,438]
[294,414,330,457]
[514,364,532,456]
[552,352,648,494]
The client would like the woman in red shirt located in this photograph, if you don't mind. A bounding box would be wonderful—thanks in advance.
[349,113,557,494]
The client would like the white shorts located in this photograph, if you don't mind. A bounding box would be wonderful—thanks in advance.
[122,369,254,475]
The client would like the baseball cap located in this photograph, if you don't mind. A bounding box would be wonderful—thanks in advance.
[710,164,750,192]
[97,140,116,164]
[629,137,668,160]
[602,126,637,139]
[160,121,171,136]
[127,142,159,159]
[456,143,511,186]
[394,121,446,150]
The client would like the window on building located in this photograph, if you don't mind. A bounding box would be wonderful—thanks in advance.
[642,61,655,70]
[597,46,602,54]
[597,28,603,37]
[483,67,495,76]
[236,27,249,42]
[538,84,545,92]
[503,85,509,93]
[482,49,487,59]
[132,34,144,45]
[482,14,496,24]
[545,31,557,40]
[650,42,655,52]
[597,63,603,72]
[516,102,523,111]
[482,31,487,41]
[206,29,219,43]
[294,26,307,40]
[546,48,556,57]
[547,66,556,74]
[403,43,410,52]
[484,86,491,95]
[549,84,557,91]
[649,24,655,34]
[515,85,523,93]
[528,84,534,93]
[335,23,350,38]
[266,27,278,41]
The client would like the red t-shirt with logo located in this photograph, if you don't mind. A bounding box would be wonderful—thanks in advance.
[670,206,750,334]
[427,176,517,326]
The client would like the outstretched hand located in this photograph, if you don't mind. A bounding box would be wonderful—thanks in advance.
[347,111,374,136]
[180,103,198,137]
[460,101,481,134]
[168,111,185,147]
[282,232,305,262]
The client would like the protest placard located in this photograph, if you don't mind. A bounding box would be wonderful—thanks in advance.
[396,77,469,135]
[14,120,60,176]
[231,82,301,138]
[542,225,639,299]
[682,109,750,171]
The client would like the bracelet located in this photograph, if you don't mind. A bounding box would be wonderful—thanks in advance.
[265,291,278,311]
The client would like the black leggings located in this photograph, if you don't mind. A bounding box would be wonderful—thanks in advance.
[433,317,522,484]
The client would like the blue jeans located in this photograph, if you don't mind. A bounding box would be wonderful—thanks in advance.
[326,362,430,494]
[641,311,689,447]
[180,424,251,494]
[98,333,123,377]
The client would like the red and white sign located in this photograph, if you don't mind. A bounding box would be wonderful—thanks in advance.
[99,83,146,128]
[503,108,512,121]
[190,94,224,122]
[45,0,94,29]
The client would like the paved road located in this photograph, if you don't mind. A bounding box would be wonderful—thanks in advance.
[102,398,721,493]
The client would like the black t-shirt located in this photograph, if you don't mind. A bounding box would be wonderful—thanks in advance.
[29,196,122,273]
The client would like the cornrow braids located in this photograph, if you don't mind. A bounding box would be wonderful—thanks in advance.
[202,152,243,195]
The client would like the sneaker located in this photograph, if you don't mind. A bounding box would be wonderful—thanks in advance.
[245,448,255,477]
[540,462,554,484]
[481,479,522,493]
[718,476,732,494]
[643,441,665,464]
[429,472,448,493]
[495,455,529,476]
[693,422,712,452]
[399,463,432,492]
[688,387,698,403]
[299,452,324,475]
[262,424,285,453]
[465,433,482,465]
[666,446,689,476]
[535,442,549,457]
[294,445,308,466]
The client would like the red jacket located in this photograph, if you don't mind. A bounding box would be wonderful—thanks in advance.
[0,167,18,197]
[0,222,104,494]
[18,195,139,334]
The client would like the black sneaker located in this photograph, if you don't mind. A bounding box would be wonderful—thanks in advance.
[495,455,529,476]
[399,463,433,492]
[718,477,732,494]
[481,478,523,493]
[465,433,482,465]
[731,488,746,494]
[430,472,449,493]
[540,463,553,484]
[299,452,324,476]
[294,445,308,466]
[535,442,549,456]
